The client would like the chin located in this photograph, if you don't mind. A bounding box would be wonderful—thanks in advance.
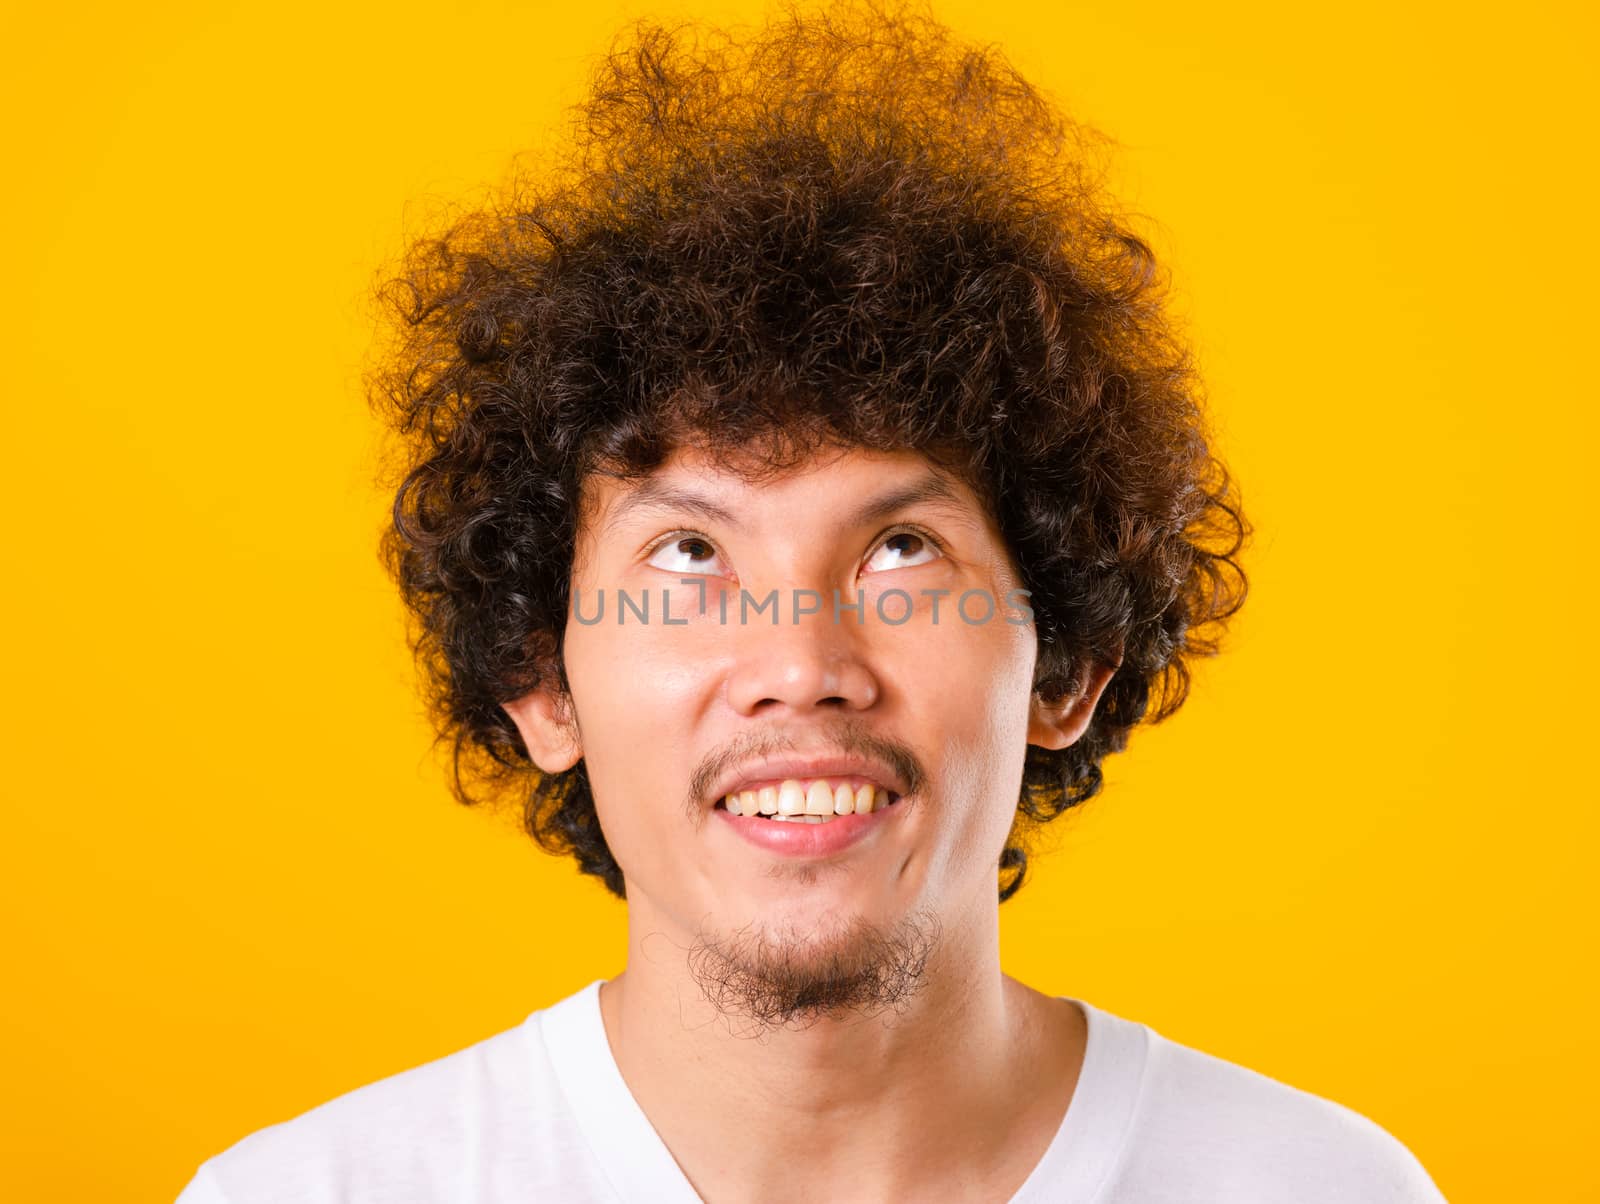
[685,901,943,1027]
[707,892,931,969]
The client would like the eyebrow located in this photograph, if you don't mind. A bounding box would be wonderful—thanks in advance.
[603,469,972,535]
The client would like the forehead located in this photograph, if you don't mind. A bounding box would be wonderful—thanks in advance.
[582,443,985,536]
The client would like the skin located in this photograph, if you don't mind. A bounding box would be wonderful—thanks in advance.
[502,440,1119,1202]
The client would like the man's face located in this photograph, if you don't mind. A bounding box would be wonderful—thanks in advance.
[508,441,1093,1012]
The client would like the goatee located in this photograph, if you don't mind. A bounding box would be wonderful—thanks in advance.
[685,908,942,1032]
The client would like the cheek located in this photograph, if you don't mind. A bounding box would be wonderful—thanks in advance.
[566,624,704,728]
[914,627,1037,880]
[560,623,709,866]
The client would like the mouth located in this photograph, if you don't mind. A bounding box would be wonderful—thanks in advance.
[713,776,909,859]
[713,776,905,823]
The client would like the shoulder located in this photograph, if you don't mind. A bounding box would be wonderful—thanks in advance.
[175,1010,582,1204]
[1089,1006,1448,1203]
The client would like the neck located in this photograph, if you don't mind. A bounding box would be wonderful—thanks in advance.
[597,895,1082,1201]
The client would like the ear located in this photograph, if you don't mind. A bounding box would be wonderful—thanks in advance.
[1026,647,1122,752]
[500,682,583,774]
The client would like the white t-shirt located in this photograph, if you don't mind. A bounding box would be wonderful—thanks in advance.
[174,980,1447,1202]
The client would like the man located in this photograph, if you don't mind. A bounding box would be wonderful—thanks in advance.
[177,2,1448,1200]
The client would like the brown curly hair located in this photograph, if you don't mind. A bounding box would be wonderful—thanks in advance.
[365,0,1250,903]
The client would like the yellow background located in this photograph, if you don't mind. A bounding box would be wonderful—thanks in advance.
[4,1,1594,1200]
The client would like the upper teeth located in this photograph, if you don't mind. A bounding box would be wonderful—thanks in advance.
[722,778,894,821]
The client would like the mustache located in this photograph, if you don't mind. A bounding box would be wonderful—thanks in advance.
[686,719,927,820]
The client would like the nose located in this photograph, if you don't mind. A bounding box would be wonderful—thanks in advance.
[723,592,882,717]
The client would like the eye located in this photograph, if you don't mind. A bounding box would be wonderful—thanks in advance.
[863,526,943,574]
[645,531,730,576]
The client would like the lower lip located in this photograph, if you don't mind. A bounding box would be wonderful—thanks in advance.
[715,799,906,858]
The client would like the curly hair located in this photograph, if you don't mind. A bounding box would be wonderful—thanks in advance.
[365,0,1249,903]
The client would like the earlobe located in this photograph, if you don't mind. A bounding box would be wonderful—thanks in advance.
[500,686,583,774]
[1026,654,1120,751]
